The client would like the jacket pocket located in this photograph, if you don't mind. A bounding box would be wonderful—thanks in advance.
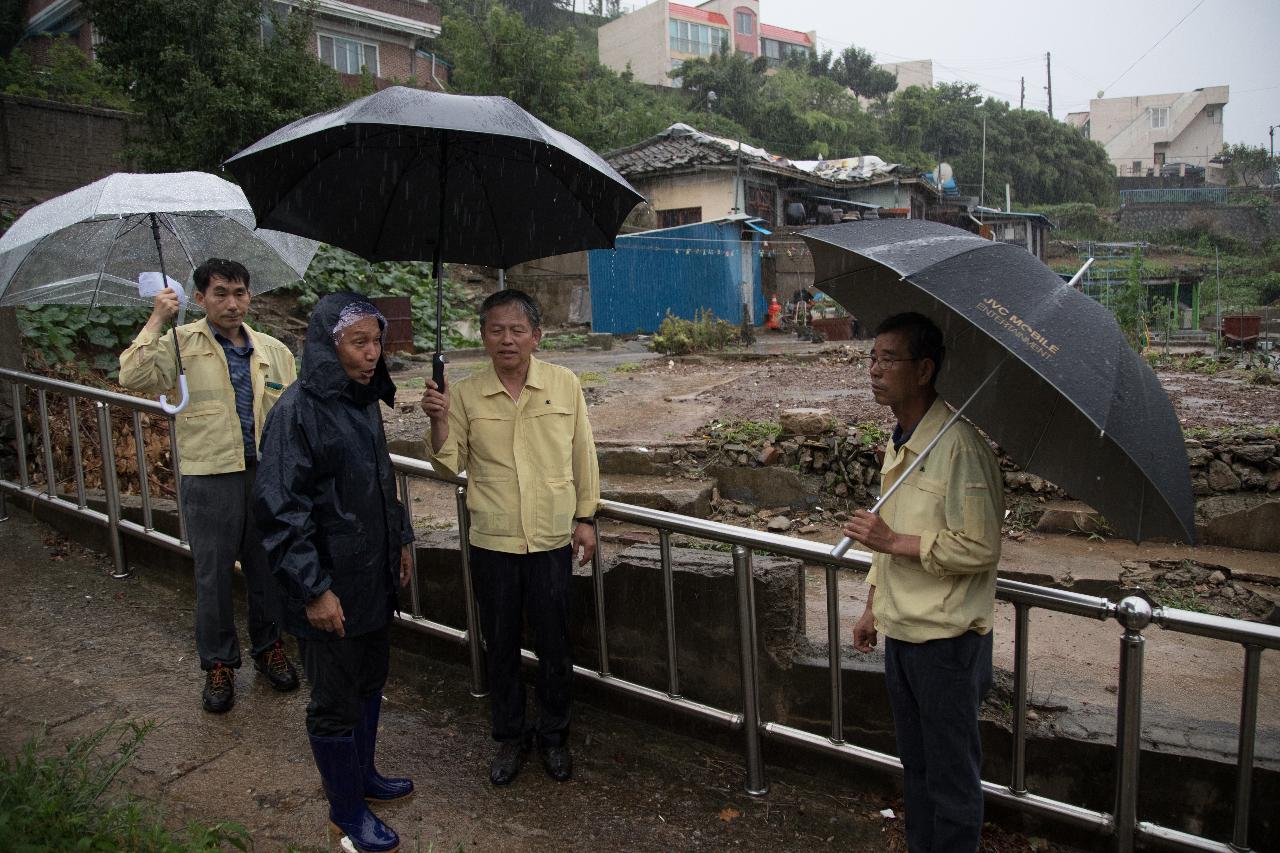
[536,474,576,539]
[468,475,516,536]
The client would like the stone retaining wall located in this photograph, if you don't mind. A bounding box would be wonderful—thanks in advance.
[1116,202,1280,245]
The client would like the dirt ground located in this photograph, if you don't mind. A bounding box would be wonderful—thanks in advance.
[385,335,1280,769]
[0,511,1081,853]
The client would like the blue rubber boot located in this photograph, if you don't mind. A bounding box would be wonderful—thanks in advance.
[308,733,399,852]
[356,696,415,801]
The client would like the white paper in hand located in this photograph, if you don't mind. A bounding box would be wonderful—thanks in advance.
[137,272,187,305]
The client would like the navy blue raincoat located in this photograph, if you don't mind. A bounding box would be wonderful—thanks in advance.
[254,292,414,640]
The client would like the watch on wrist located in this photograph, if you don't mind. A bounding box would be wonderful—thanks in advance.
[574,516,595,525]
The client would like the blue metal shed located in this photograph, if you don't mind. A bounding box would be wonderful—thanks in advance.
[588,217,769,335]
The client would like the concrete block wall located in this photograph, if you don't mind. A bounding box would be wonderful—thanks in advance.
[0,95,133,204]
[1117,203,1280,245]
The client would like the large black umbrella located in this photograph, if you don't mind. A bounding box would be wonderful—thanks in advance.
[224,86,644,388]
[801,219,1195,550]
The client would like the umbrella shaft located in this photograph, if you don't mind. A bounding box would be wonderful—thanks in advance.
[149,213,185,378]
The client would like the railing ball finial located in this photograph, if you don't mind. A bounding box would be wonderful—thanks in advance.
[1115,595,1153,631]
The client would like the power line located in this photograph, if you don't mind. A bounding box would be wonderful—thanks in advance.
[1102,0,1206,94]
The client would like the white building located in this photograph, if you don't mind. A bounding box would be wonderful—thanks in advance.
[1065,86,1228,178]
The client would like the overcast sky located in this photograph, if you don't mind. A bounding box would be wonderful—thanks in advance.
[621,0,1279,151]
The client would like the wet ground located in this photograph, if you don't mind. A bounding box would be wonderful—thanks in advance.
[0,511,1079,852]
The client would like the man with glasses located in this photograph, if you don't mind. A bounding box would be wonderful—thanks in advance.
[841,312,1003,853]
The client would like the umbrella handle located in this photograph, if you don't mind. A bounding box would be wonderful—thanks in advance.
[160,375,190,415]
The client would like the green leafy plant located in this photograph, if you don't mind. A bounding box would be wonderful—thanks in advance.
[613,361,643,373]
[576,371,607,384]
[541,332,588,351]
[853,421,890,446]
[285,244,476,351]
[0,35,132,109]
[650,309,740,355]
[17,305,150,377]
[0,720,250,851]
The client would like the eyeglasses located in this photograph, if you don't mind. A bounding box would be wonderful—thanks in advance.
[866,355,920,370]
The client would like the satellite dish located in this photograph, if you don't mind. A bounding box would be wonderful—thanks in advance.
[938,162,954,182]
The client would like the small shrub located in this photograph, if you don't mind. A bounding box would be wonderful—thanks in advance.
[650,309,739,355]
[613,362,643,373]
[577,371,607,384]
[704,418,782,446]
[541,332,588,351]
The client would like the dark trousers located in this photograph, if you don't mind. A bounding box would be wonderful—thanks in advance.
[884,630,994,853]
[299,624,390,736]
[181,463,281,671]
[470,544,573,747]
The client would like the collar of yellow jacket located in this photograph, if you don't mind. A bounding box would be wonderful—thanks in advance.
[476,355,549,397]
[884,396,952,476]
[184,317,260,346]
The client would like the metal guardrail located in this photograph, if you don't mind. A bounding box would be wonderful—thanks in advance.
[1,366,1276,852]
[1120,187,1229,204]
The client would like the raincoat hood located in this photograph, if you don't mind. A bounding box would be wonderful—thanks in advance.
[301,292,396,407]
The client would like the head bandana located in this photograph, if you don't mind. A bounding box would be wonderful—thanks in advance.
[331,301,386,344]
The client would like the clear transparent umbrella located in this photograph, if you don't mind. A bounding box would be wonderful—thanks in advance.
[0,171,319,411]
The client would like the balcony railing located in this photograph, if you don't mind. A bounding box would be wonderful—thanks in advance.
[1,366,1276,853]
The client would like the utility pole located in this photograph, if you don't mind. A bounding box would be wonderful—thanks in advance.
[1045,52,1053,119]
[979,116,987,213]
[1020,76,1025,110]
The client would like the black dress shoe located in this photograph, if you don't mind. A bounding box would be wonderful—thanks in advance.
[254,642,300,692]
[202,664,235,714]
[539,743,572,782]
[489,738,527,786]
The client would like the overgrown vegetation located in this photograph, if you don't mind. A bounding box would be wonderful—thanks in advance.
[17,305,150,376]
[286,244,477,350]
[650,309,739,355]
[541,331,588,350]
[0,720,249,851]
[703,418,782,446]
[0,35,131,109]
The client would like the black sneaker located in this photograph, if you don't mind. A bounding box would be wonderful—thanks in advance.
[254,642,300,692]
[538,743,573,782]
[489,738,528,786]
[202,664,235,714]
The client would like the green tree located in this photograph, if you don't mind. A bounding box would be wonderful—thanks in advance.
[0,35,131,110]
[83,0,346,171]
[1219,143,1275,187]
[832,46,897,101]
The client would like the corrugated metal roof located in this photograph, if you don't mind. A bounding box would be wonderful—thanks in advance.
[669,2,729,26]
[759,23,811,46]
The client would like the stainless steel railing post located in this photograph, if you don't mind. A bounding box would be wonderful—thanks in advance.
[169,415,186,544]
[96,402,129,579]
[592,532,610,676]
[132,410,152,530]
[37,389,55,498]
[1231,644,1262,851]
[456,485,487,698]
[397,471,422,618]
[1112,596,1151,853]
[68,397,86,508]
[825,565,844,743]
[733,544,768,795]
[1011,602,1031,795]
[659,528,681,697]
[12,383,28,488]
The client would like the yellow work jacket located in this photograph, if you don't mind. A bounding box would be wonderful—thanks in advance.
[430,357,600,554]
[118,319,296,476]
[866,397,1003,644]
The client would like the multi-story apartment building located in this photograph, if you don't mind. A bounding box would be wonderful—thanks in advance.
[1065,86,1229,178]
[20,0,448,90]
[598,0,815,88]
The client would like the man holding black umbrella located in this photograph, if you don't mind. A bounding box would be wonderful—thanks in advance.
[842,312,1003,853]
[420,289,599,786]
[119,258,299,713]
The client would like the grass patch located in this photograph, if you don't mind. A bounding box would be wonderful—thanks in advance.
[541,332,588,351]
[704,418,782,446]
[398,375,427,389]
[0,720,250,851]
[577,371,607,385]
[613,362,643,373]
[854,421,890,446]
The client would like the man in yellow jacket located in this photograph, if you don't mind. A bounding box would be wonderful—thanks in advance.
[420,288,599,787]
[841,312,1003,853]
[119,258,299,713]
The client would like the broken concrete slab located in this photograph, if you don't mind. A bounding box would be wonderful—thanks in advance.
[1195,495,1280,552]
[710,465,815,510]
[601,474,713,517]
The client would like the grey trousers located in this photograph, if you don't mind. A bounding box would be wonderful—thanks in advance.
[181,462,281,671]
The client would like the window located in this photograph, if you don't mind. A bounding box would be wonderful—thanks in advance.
[760,38,810,64]
[735,10,754,34]
[668,19,728,57]
[1154,151,1166,167]
[1206,106,1221,125]
[1131,160,1142,176]
[657,207,701,228]
[318,33,378,76]
[1150,106,1169,129]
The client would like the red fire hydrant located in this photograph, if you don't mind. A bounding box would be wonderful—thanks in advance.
[765,294,782,330]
